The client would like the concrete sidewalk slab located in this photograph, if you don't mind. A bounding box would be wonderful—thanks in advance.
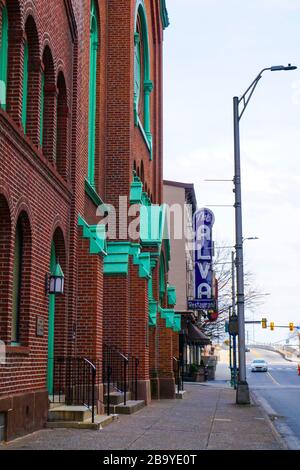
[0,384,284,450]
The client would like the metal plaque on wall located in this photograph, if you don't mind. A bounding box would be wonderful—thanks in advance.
[36,317,44,337]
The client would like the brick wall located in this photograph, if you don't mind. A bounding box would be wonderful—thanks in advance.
[0,0,169,438]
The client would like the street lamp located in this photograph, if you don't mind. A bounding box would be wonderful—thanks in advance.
[233,64,297,405]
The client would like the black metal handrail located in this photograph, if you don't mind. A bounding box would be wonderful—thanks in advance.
[173,356,183,394]
[49,356,96,423]
[103,344,139,416]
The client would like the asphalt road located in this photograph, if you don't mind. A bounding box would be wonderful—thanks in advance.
[246,348,300,449]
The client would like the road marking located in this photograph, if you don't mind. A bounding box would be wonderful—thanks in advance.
[267,371,281,386]
[214,418,232,422]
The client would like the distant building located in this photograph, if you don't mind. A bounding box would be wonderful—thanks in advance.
[163,180,211,377]
[163,180,197,312]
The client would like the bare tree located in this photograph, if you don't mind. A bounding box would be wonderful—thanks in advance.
[197,242,266,341]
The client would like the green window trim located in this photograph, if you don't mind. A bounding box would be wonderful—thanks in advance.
[159,254,166,303]
[12,222,23,344]
[134,32,141,115]
[160,0,170,30]
[22,41,29,132]
[47,242,56,394]
[40,71,45,146]
[0,6,8,110]
[167,285,177,307]
[134,1,153,160]
[87,0,99,188]
[85,178,110,213]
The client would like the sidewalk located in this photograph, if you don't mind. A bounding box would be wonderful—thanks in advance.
[0,384,284,450]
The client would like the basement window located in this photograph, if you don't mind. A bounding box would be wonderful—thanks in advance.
[0,413,6,442]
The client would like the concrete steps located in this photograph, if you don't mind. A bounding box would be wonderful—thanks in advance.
[48,405,96,423]
[113,400,145,415]
[104,391,131,405]
[46,413,118,430]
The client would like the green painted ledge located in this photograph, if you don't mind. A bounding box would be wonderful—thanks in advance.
[159,306,175,330]
[173,314,181,333]
[167,285,176,307]
[103,242,131,275]
[78,215,107,256]
[130,174,143,205]
[149,299,158,327]
[85,178,110,212]
[103,242,151,278]
[133,251,151,279]
[160,0,170,29]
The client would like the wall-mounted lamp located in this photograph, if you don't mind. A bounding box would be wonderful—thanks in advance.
[46,261,64,295]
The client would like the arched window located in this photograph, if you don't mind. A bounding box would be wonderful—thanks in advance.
[22,40,28,130]
[134,1,153,158]
[41,47,56,162]
[12,220,23,343]
[56,72,68,179]
[47,242,56,393]
[87,0,99,188]
[48,229,67,394]
[0,195,11,342]
[11,212,31,345]
[0,5,8,110]
[23,16,40,142]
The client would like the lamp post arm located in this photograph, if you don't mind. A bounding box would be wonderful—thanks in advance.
[238,68,271,121]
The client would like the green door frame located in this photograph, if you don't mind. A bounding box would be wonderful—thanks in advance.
[47,243,56,395]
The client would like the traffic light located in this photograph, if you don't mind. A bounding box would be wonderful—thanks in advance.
[289,322,294,332]
[262,318,267,329]
[270,322,275,331]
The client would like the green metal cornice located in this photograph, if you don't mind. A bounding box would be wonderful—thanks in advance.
[131,245,151,279]
[149,299,158,327]
[160,0,170,30]
[130,172,143,205]
[103,242,151,278]
[85,178,110,211]
[78,215,107,256]
[173,314,181,332]
[167,285,176,307]
[159,306,175,329]
[103,242,132,275]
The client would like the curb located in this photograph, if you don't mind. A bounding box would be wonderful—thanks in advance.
[250,390,288,450]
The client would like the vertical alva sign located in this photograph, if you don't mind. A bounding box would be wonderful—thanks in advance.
[188,208,215,310]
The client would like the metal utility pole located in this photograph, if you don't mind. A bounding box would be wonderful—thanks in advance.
[231,251,237,389]
[231,251,236,317]
[233,64,297,405]
[233,95,249,403]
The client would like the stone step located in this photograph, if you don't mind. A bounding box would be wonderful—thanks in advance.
[46,414,118,430]
[48,405,96,423]
[49,401,65,410]
[104,391,131,405]
[49,395,65,407]
[114,400,145,415]
[103,383,116,394]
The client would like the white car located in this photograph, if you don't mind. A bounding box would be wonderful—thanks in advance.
[251,359,268,372]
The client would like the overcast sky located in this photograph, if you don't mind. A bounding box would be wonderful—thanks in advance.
[163,0,300,344]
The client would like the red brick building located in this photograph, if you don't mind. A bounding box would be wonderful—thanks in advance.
[0,0,180,441]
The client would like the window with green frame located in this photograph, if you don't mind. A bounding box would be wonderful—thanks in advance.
[12,221,23,344]
[40,70,45,146]
[87,0,99,188]
[22,40,29,131]
[0,5,8,110]
[134,1,153,158]
[159,255,166,304]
